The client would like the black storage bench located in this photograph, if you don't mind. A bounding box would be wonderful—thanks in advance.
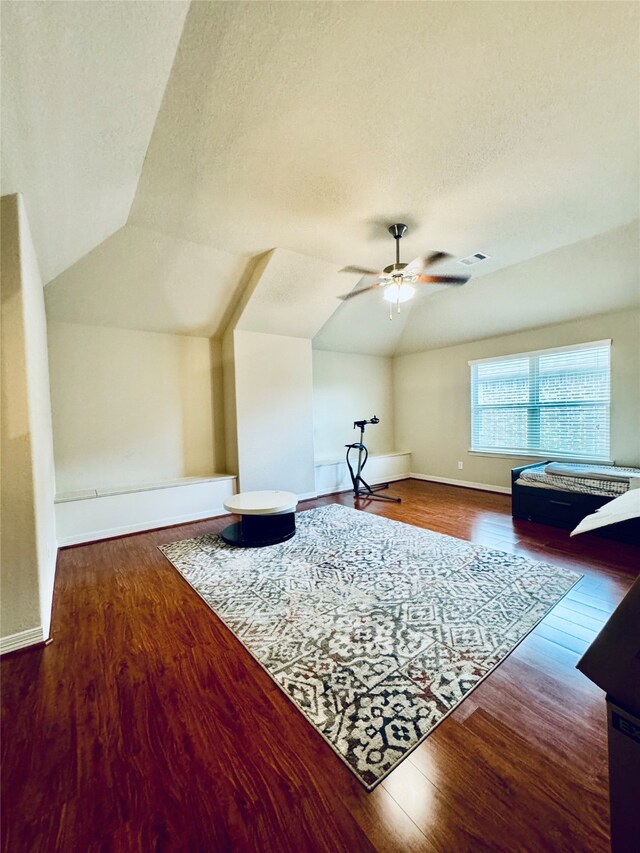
[511,463,640,544]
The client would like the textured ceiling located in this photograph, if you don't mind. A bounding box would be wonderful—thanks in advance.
[394,221,639,355]
[3,1,639,353]
[131,1,639,275]
[235,248,358,340]
[44,224,249,337]
[0,0,188,283]
[316,222,638,357]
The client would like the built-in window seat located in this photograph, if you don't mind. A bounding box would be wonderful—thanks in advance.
[314,450,411,496]
[55,474,237,546]
[56,451,413,546]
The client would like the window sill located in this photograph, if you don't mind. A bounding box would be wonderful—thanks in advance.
[468,450,614,465]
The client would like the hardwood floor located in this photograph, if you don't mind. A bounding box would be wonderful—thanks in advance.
[2,480,638,853]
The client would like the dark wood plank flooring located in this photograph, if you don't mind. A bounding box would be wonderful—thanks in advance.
[2,480,638,852]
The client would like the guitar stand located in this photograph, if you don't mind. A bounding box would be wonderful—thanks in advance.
[345,417,401,503]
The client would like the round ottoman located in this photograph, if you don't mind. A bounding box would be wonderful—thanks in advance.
[221,490,298,547]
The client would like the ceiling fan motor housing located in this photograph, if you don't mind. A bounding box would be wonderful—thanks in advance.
[383,262,408,275]
[388,223,408,240]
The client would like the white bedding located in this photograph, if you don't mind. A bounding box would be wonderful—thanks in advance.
[514,477,568,492]
[518,465,630,496]
[570,489,640,537]
[545,462,640,483]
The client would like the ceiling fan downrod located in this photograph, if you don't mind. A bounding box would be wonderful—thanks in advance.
[387,224,409,318]
[388,223,407,269]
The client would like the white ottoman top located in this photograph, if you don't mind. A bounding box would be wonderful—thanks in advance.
[224,490,298,516]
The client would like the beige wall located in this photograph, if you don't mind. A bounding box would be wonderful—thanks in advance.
[312,350,395,460]
[48,322,219,493]
[1,194,57,645]
[394,311,640,490]
[234,330,316,495]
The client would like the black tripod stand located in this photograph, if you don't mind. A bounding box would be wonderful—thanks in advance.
[345,417,401,503]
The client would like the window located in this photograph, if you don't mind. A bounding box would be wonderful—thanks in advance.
[469,340,611,460]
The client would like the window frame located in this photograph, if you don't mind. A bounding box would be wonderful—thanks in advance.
[468,339,612,462]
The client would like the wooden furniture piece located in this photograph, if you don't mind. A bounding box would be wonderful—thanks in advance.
[221,490,298,547]
[577,575,640,853]
[511,463,640,543]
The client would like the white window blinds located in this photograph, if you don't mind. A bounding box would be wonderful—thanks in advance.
[469,341,611,460]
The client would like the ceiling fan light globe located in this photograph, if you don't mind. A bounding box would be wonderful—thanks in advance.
[383,282,415,304]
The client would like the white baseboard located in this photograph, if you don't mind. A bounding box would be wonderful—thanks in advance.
[0,626,45,655]
[410,472,511,495]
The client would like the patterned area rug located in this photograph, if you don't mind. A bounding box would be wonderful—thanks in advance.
[160,504,581,789]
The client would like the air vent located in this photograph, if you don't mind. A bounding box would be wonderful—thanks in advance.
[459,252,490,266]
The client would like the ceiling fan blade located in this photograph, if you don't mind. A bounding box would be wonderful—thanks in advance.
[417,274,469,285]
[340,264,382,276]
[338,283,383,300]
[404,251,452,275]
[423,251,452,269]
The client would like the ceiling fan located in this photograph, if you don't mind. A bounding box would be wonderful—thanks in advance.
[339,224,469,317]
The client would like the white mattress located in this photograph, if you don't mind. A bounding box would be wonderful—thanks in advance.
[517,464,637,497]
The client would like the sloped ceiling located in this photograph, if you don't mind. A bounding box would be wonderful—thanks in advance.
[0,0,189,283]
[316,222,640,355]
[44,224,249,337]
[397,222,640,355]
[4,1,640,353]
[234,248,358,340]
[131,1,639,273]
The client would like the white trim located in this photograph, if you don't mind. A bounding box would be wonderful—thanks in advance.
[314,450,411,467]
[55,488,98,503]
[0,626,45,655]
[55,474,236,504]
[410,472,511,495]
[467,338,611,366]
[468,451,541,460]
[58,506,231,547]
[468,450,615,464]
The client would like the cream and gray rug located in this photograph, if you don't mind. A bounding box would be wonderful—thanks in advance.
[160,504,581,789]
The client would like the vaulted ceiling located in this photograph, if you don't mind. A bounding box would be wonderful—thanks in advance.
[3,1,639,353]
[1,1,189,283]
